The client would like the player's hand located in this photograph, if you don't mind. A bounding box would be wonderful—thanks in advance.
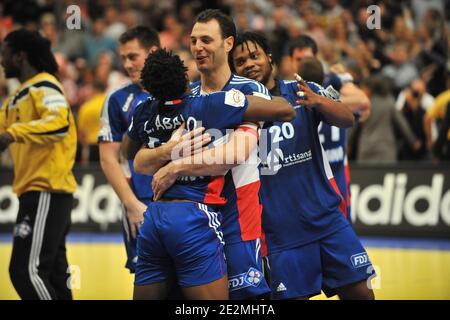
[125,199,147,239]
[0,132,14,153]
[165,123,211,160]
[294,74,324,109]
[152,162,177,201]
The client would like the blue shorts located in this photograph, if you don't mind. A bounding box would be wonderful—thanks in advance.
[134,202,227,287]
[267,225,375,300]
[121,198,152,273]
[225,239,271,299]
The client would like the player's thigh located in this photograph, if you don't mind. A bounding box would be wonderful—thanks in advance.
[160,203,227,288]
[267,243,322,300]
[182,275,229,300]
[133,281,170,300]
[225,239,270,300]
[319,225,375,297]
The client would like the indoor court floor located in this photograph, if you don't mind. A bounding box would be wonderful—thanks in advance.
[1,234,449,300]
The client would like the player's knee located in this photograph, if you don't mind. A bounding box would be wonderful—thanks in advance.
[337,281,375,300]
[363,288,375,300]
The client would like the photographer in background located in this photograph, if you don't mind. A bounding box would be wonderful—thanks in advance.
[395,78,434,160]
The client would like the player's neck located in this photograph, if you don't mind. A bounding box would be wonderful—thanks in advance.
[200,65,231,93]
[266,76,276,92]
[19,66,39,83]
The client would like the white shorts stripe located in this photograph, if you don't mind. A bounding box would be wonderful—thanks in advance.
[198,204,224,245]
[255,238,261,263]
[28,192,52,300]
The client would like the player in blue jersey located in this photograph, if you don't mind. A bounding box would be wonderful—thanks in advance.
[128,48,294,299]
[98,26,160,273]
[230,31,375,300]
[144,10,273,300]
[288,35,371,222]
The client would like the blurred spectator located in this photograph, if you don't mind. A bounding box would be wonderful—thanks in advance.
[54,52,79,108]
[424,76,450,160]
[411,0,445,26]
[104,7,127,40]
[415,9,448,97]
[1,0,448,164]
[82,17,117,67]
[396,78,434,160]
[381,42,419,94]
[77,81,106,164]
[355,76,420,164]
[432,101,450,161]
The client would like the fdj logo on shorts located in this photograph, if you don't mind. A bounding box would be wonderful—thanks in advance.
[351,252,371,268]
[228,267,263,292]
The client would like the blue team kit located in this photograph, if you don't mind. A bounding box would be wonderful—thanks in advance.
[259,80,374,299]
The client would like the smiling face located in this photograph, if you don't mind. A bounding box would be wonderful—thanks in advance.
[119,38,154,83]
[232,40,272,86]
[190,19,234,73]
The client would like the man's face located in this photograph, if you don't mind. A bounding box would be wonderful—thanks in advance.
[291,47,314,74]
[190,19,233,73]
[119,39,154,83]
[232,41,272,86]
[0,43,20,79]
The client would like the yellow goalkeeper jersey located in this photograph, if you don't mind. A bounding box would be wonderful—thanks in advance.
[0,72,77,196]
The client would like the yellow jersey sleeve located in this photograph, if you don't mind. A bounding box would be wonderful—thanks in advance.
[6,85,72,144]
[0,99,8,134]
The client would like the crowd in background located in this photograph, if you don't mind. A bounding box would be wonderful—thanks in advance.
[0,0,449,166]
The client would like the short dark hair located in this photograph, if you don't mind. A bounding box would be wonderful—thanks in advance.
[140,48,188,102]
[119,26,160,49]
[195,9,236,39]
[297,57,324,84]
[288,35,318,56]
[229,31,272,72]
[4,29,59,75]
[361,76,391,97]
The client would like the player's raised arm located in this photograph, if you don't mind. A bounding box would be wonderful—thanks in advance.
[295,75,354,128]
[244,95,295,122]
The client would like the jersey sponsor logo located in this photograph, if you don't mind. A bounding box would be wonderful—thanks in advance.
[224,89,246,108]
[13,216,32,239]
[276,282,287,292]
[261,148,313,174]
[122,93,134,112]
[350,252,371,268]
[228,267,263,291]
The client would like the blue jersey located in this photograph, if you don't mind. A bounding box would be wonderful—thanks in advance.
[259,80,348,255]
[127,90,249,205]
[320,74,352,218]
[190,74,271,244]
[98,83,153,201]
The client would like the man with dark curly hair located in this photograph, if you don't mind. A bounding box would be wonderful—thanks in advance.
[127,48,295,300]
[0,29,76,300]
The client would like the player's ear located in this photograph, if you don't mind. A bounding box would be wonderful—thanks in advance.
[14,50,27,67]
[224,36,234,54]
